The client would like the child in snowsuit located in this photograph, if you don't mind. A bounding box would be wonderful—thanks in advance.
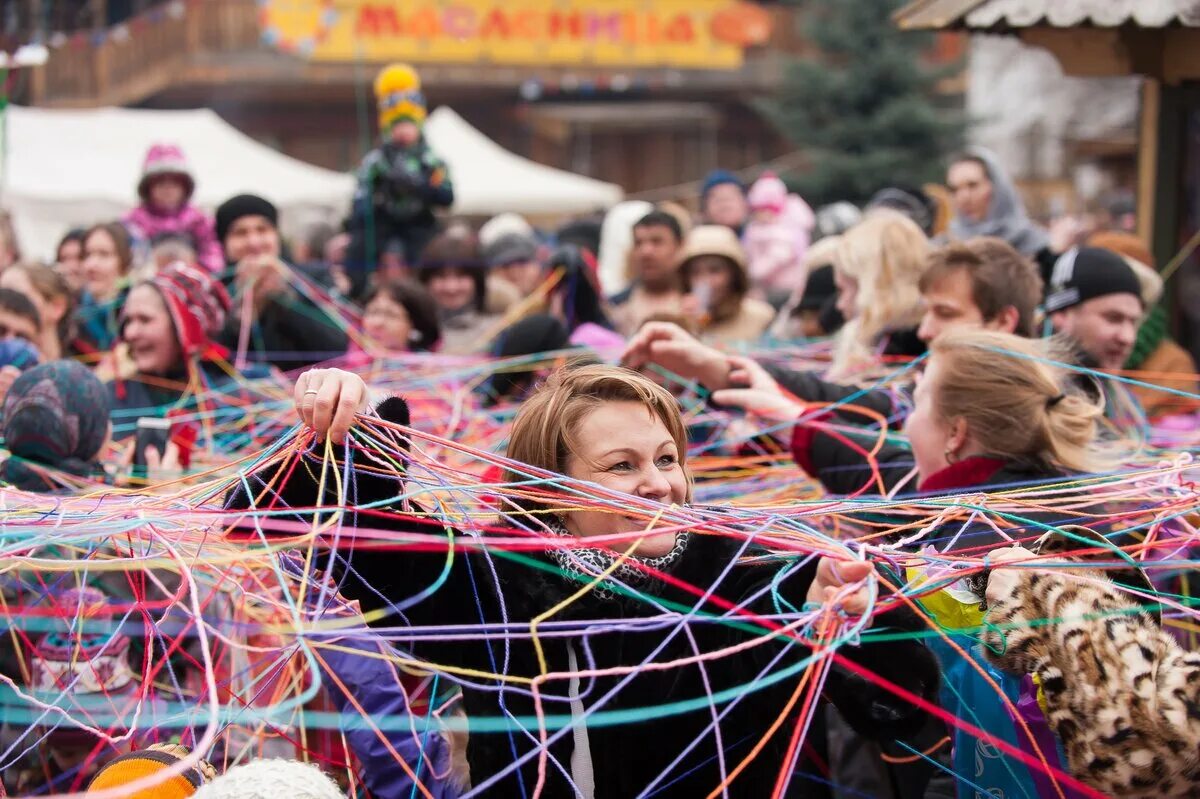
[346,63,454,296]
[123,144,223,273]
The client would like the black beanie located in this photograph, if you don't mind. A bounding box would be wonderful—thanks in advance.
[1045,247,1143,313]
[215,194,278,245]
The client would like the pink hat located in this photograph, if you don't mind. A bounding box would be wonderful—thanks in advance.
[138,143,195,203]
[747,172,788,213]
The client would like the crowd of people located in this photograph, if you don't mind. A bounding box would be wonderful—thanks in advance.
[2,61,1199,799]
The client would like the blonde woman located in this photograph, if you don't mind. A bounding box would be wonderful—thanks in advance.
[829,209,931,380]
[712,329,1187,797]
[226,364,940,798]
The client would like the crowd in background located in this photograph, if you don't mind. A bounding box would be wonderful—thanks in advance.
[3,61,1200,799]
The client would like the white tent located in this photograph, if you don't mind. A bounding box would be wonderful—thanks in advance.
[1,105,356,260]
[1,104,624,261]
[422,106,623,216]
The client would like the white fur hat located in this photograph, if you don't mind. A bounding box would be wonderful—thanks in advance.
[193,760,345,799]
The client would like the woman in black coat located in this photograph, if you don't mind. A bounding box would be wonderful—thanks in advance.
[225,363,940,798]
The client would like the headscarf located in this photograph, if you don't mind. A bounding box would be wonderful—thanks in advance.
[0,360,110,490]
[948,146,1050,257]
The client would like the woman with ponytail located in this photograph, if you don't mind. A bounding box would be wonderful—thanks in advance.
[713,329,1198,797]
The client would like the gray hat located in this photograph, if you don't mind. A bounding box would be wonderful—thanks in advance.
[484,232,538,268]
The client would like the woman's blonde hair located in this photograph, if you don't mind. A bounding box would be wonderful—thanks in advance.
[930,330,1110,474]
[831,209,930,378]
[504,364,693,508]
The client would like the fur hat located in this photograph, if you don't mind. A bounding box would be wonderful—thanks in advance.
[138,143,195,203]
[375,63,426,130]
[88,744,215,798]
[193,759,346,799]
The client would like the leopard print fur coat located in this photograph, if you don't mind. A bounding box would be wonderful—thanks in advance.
[983,568,1200,798]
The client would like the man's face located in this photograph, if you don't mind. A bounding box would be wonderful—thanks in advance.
[917,268,987,343]
[224,215,281,263]
[1052,293,1143,370]
[0,307,38,344]
[948,160,993,223]
[631,224,682,288]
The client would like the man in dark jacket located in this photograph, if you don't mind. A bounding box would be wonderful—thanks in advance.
[214,194,348,371]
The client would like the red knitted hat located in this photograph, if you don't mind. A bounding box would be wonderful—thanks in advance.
[147,261,232,360]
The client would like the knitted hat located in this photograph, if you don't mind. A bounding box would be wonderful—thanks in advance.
[700,170,745,203]
[375,63,426,130]
[747,172,788,213]
[484,232,539,268]
[1045,247,1144,313]
[215,194,278,246]
[867,186,936,237]
[88,744,215,799]
[1,360,110,489]
[139,261,232,360]
[193,759,346,799]
[138,143,195,203]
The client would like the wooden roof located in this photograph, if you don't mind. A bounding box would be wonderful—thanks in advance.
[895,0,1200,31]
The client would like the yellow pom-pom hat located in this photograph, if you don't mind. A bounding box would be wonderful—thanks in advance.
[375,63,427,130]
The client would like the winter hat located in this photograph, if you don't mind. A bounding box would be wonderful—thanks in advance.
[138,261,232,360]
[484,231,539,268]
[215,194,278,247]
[88,744,216,798]
[1045,247,1144,313]
[375,63,426,130]
[815,202,862,239]
[26,587,136,748]
[747,172,788,213]
[479,212,534,251]
[1,360,110,489]
[700,170,745,203]
[0,337,39,370]
[867,186,936,237]
[138,143,195,203]
[193,759,346,799]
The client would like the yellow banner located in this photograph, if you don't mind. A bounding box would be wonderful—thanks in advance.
[260,1,773,70]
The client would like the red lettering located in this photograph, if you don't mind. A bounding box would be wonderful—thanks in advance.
[587,12,622,42]
[406,7,440,38]
[355,5,402,37]
[664,14,695,43]
[548,11,583,40]
[512,10,540,39]
[480,8,511,38]
[442,6,475,39]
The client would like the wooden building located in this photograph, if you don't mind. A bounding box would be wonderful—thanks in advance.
[17,0,810,195]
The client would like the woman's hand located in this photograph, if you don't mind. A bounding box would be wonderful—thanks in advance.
[807,558,875,616]
[295,368,370,444]
[985,545,1038,605]
[710,356,804,422]
[621,322,731,389]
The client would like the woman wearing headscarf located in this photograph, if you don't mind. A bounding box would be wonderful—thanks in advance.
[0,360,110,492]
[946,147,1055,275]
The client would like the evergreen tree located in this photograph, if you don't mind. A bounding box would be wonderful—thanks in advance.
[763,0,965,206]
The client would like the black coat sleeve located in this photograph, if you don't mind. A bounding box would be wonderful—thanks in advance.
[763,363,903,429]
[712,539,938,742]
[791,420,915,498]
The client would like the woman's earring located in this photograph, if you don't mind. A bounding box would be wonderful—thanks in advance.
[943,446,958,465]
